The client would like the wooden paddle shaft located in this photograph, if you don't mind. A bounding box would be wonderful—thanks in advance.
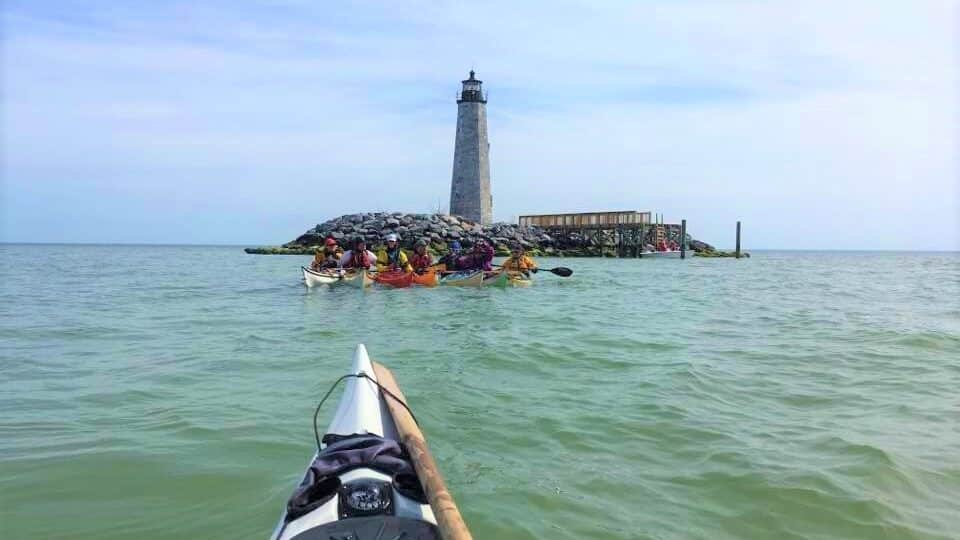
[371,362,473,540]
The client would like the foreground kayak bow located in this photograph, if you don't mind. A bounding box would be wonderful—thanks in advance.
[270,345,471,540]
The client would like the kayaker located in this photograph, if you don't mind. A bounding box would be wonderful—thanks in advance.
[377,233,413,273]
[311,238,344,270]
[436,240,462,271]
[409,239,433,273]
[502,243,538,276]
[339,237,377,270]
[456,239,494,272]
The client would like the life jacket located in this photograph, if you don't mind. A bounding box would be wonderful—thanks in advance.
[503,255,535,272]
[344,249,371,269]
[410,252,432,270]
[387,248,402,268]
[438,252,460,271]
[457,244,494,271]
[377,248,410,272]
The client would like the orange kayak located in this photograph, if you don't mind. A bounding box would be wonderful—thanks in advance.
[411,269,439,287]
[375,270,414,288]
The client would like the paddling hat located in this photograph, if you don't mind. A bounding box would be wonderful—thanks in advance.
[415,239,428,247]
[385,233,399,242]
[325,238,337,247]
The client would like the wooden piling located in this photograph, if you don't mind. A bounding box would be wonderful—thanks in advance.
[621,227,625,258]
[737,221,740,259]
[639,223,645,258]
[681,219,686,259]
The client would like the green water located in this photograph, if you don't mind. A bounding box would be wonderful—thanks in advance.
[1,245,958,539]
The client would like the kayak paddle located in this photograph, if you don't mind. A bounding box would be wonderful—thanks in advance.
[495,265,573,277]
[539,267,573,277]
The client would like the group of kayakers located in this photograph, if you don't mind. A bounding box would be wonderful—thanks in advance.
[311,234,538,276]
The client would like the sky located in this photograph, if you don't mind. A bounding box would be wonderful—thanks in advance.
[2,1,957,249]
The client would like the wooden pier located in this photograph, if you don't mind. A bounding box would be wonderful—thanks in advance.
[518,211,686,257]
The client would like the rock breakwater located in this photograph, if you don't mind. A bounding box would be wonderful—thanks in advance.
[244,212,735,256]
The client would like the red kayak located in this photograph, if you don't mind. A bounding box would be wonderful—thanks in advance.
[374,270,414,288]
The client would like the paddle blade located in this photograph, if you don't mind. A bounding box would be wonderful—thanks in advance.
[548,267,573,277]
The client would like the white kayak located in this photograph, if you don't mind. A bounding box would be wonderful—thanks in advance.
[640,250,682,258]
[270,345,468,540]
[302,266,373,288]
[302,266,343,287]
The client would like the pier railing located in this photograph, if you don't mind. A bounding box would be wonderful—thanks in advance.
[518,211,652,230]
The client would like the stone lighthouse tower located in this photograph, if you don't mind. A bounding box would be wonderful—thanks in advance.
[449,70,492,225]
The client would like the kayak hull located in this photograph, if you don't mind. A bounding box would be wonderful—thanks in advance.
[411,269,439,287]
[375,270,414,288]
[640,250,682,258]
[481,271,509,288]
[439,271,483,287]
[508,273,534,287]
[270,345,437,540]
[302,266,342,287]
[343,270,374,288]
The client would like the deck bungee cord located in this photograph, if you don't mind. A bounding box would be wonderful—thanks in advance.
[312,372,419,452]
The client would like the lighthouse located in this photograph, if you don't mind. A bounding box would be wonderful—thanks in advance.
[449,70,492,225]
